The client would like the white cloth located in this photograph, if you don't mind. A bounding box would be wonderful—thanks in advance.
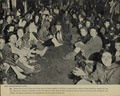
[52,38,63,47]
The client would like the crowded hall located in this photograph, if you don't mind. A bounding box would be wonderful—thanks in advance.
[0,0,120,84]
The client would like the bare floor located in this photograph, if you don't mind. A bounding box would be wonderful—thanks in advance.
[19,44,75,84]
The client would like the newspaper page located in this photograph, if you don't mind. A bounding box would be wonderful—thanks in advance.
[0,0,120,96]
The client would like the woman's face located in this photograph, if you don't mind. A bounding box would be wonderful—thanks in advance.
[78,24,83,29]
[17,29,24,38]
[116,23,120,30]
[8,26,14,32]
[90,29,97,38]
[0,19,3,24]
[104,21,110,28]
[73,14,77,19]
[115,43,120,50]
[85,21,91,28]
[9,35,17,44]
[0,39,5,50]
[101,52,112,67]
[7,16,12,24]
[80,29,87,36]
[35,15,39,23]
[79,16,83,22]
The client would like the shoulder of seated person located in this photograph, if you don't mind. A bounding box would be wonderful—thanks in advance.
[4,43,11,48]
[97,63,103,68]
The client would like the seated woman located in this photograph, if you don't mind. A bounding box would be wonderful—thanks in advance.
[51,22,63,46]
[70,22,83,45]
[16,27,26,49]
[3,24,15,41]
[100,20,113,48]
[3,33,40,80]
[64,27,102,60]
[64,27,90,60]
[38,25,49,42]
[42,22,63,47]
[73,51,120,84]
[23,22,48,57]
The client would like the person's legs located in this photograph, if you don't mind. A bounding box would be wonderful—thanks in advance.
[16,60,35,74]
[10,65,26,79]
[63,47,81,60]
[18,57,35,70]
[52,37,63,47]
[35,47,48,57]
[42,39,54,46]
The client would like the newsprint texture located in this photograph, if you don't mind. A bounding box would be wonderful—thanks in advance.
[0,0,120,96]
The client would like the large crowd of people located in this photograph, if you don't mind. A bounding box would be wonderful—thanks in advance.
[0,0,120,84]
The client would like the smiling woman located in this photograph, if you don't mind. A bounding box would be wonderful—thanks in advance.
[101,52,112,66]
[74,50,120,84]
[91,51,120,84]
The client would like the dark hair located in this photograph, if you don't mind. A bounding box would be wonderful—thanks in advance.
[3,24,15,36]
[5,15,12,20]
[85,19,93,27]
[90,27,97,30]
[33,13,40,21]
[5,24,14,30]
[6,32,17,43]
[85,19,92,23]
[104,19,111,24]
[115,37,120,43]
[21,18,27,22]
[116,21,120,24]
[89,26,98,33]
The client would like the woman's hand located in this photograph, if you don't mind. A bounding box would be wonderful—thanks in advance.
[73,67,86,76]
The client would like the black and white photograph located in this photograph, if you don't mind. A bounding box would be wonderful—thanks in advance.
[0,0,120,84]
